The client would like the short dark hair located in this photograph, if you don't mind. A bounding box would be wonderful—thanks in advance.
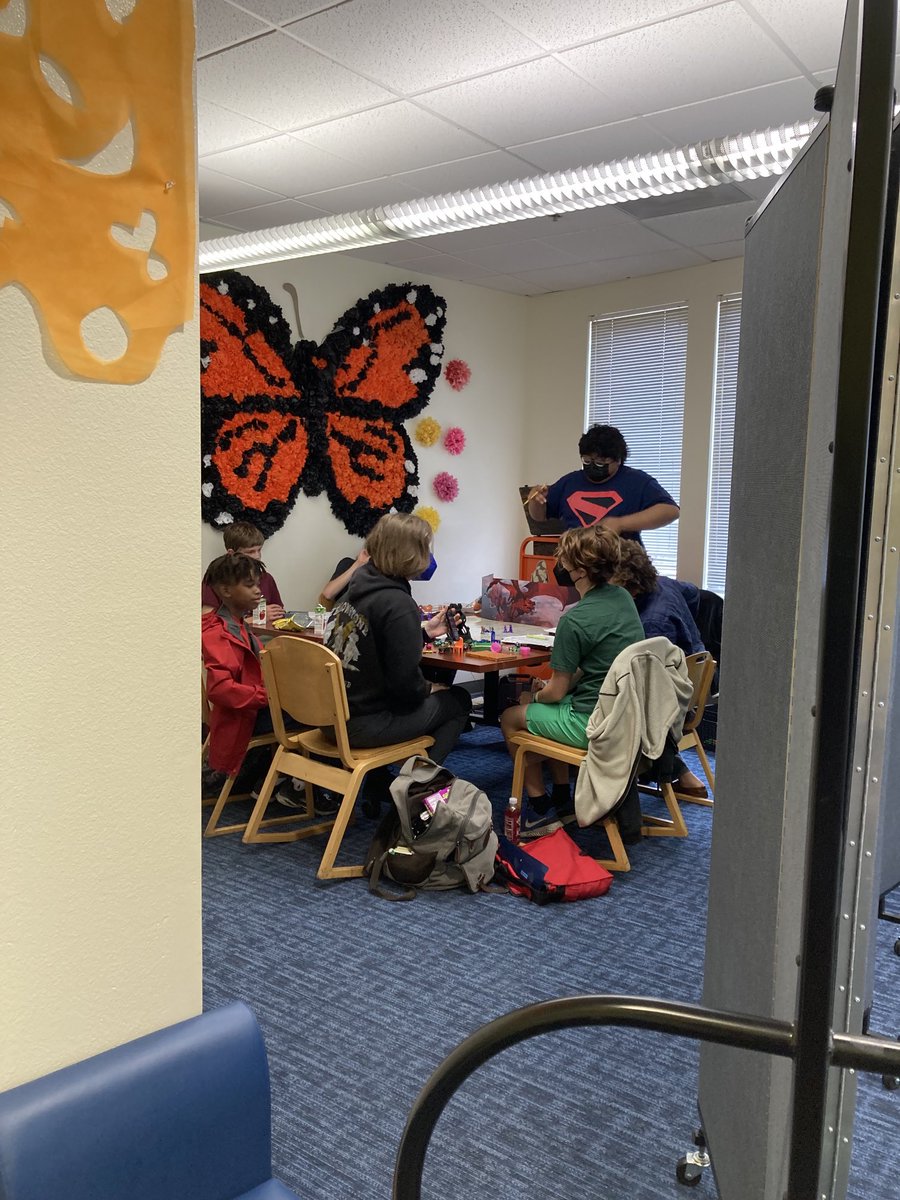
[578,424,628,463]
[203,552,264,594]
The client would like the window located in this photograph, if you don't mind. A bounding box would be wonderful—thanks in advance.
[704,294,742,596]
[586,303,687,576]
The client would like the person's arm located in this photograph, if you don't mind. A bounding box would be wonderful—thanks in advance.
[526,484,549,521]
[379,605,430,708]
[319,550,368,608]
[531,669,574,705]
[601,502,680,534]
[264,572,284,619]
[203,644,268,712]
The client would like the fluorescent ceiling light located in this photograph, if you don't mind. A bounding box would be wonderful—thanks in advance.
[199,120,817,273]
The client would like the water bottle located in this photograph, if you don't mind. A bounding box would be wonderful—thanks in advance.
[503,796,520,843]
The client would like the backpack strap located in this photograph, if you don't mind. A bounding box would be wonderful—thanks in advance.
[367,849,418,902]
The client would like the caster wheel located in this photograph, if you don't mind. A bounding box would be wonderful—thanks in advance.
[676,1157,703,1186]
[883,1073,900,1090]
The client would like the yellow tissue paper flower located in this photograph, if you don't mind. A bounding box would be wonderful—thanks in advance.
[415,505,441,533]
[415,416,442,447]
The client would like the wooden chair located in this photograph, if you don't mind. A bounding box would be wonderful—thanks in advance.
[508,734,634,871]
[243,636,433,881]
[673,651,717,806]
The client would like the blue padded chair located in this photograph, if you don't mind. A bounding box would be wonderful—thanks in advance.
[0,1002,302,1200]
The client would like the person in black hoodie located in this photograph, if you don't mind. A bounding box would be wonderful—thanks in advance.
[325,514,472,770]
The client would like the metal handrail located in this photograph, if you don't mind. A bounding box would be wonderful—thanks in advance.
[393,994,900,1200]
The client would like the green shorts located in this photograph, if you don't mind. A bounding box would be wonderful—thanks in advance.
[524,695,590,749]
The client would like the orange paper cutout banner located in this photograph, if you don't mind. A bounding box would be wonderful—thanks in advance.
[0,0,196,383]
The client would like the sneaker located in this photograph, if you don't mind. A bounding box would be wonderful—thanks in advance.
[274,778,308,808]
[313,789,342,817]
[519,800,576,839]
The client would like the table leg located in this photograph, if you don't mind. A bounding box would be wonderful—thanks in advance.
[481,672,501,725]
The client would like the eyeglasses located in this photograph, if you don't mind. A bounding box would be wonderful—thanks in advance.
[580,456,615,466]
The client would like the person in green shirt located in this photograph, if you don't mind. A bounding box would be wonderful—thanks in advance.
[500,525,644,835]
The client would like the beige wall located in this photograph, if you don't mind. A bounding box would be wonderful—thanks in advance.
[1,177,201,1087]
[200,252,529,608]
[523,257,744,582]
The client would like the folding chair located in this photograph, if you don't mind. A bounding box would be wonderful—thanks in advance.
[673,650,717,805]
[508,733,633,871]
[243,636,433,881]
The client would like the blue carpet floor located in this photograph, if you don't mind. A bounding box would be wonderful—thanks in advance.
[201,726,899,1198]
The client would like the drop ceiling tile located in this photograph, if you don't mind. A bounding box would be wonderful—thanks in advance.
[646,77,819,146]
[386,254,496,282]
[212,197,333,231]
[451,238,583,272]
[417,58,624,146]
[294,103,495,177]
[745,0,846,74]
[514,246,706,289]
[641,200,758,247]
[197,0,269,55]
[198,164,287,216]
[197,31,393,130]
[297,151,534,212]
[472,274,538,295]
[197,99,278,156]
[232,0,332,23]
[341,241,442,265]
[284,0,541,93]
[398,217,561,254]
[700,239,745,261]
[733,175,780,202]
[541,218,680,261]
[340,241,436,265]
[481,0,720,53]
[202,134,362,195]
[560,4,799,118]
[511,117,675,172]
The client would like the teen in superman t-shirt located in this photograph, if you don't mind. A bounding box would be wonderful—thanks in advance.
[527,424,679,544]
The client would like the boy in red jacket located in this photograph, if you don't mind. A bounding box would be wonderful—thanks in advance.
[202,553,271,778]
[201,522,284,619]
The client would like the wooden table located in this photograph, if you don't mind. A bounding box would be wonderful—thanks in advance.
[251,624,551,725]
[421,646,551,724]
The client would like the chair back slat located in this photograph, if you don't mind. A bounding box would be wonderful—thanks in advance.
[261,636,349,729]
[682,651,716,734]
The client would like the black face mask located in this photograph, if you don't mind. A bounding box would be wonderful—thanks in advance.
[553,562,574,588]
[582,461,611,483]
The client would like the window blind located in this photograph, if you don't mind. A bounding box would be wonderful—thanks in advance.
[704,294,742,596]
[585,304,687,576]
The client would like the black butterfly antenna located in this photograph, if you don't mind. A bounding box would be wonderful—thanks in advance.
[282,282,304,339]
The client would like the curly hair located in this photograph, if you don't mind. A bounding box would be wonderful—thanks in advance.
[365,512,432,580]
[556,525,622,586]
[609,537,658,597]
[203,552,265,592]
[578,424,628,463]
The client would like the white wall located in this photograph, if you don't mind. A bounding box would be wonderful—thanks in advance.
[1,284,202,1088]
[200,252,529,607]
[523,257,744,582]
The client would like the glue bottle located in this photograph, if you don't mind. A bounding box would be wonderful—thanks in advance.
[503,796,520,843]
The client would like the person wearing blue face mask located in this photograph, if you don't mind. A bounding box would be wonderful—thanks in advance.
[527,424,680,544]
[320,546,437,609]
[325,514,470,812]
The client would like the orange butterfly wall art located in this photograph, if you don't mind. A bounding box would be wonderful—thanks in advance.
[200,271,447,536]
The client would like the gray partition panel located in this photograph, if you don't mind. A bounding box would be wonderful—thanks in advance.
[697,1,900,1194]
[697,123,830,1200]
